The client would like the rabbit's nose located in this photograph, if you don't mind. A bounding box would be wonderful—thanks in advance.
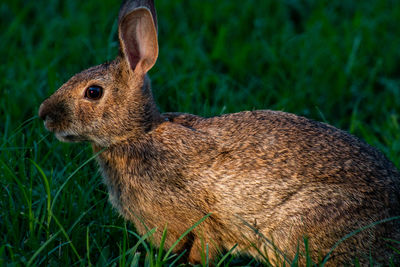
[38,99,69,124]
[38,101,50,121]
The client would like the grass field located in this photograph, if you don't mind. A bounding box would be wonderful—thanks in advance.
[1,0,400,265]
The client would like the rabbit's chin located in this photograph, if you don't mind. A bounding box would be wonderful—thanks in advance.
[55,132,85,143]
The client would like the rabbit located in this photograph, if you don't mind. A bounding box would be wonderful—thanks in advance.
[38,0,400,265]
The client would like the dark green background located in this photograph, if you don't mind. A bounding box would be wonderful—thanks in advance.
[1,0,399,265]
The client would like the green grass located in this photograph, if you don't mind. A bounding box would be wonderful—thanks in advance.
[1,0,400,265]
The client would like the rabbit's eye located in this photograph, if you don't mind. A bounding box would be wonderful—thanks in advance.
[85,86,103,100]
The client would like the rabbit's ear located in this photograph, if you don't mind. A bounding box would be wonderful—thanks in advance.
[118,0,158,76]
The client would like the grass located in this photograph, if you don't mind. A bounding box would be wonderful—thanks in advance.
[1,0,400,265]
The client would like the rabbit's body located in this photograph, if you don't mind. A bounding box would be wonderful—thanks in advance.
[39,0,400,265]
[94,106,400,264]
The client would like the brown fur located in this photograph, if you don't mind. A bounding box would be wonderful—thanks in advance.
[39,0,400,265]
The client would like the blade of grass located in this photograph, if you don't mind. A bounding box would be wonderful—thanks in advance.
[87,226,92,267]
[1,116,37,147]
[236,215,290,265]
[130,252,141,267]
[51,148,105,212]
[29,159,52,231]
[0,159,33,234]
[27,230,61,267]
[291,247,299,267]
[37,241,71,266]
[51,213,81,260]
[162,213,211,262]
[303,237,313,267]
[216,244,237,267]
[322,216,400,265]
[103,225,156,265]
[67,200,105,235]
[121,222,128,267]
[168,249,187,266]
[156,225,168,266]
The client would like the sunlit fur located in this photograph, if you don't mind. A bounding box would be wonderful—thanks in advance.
[39,0,400,265]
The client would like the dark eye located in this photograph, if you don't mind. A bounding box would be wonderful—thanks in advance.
[85,86,103,100]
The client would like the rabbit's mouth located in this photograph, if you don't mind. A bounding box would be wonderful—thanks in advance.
[55,132,85,143]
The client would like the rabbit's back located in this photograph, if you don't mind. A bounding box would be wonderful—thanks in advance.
[165,110,400,188]
[163,110,400,263]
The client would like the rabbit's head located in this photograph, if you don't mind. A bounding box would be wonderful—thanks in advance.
[39,0,160,147]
